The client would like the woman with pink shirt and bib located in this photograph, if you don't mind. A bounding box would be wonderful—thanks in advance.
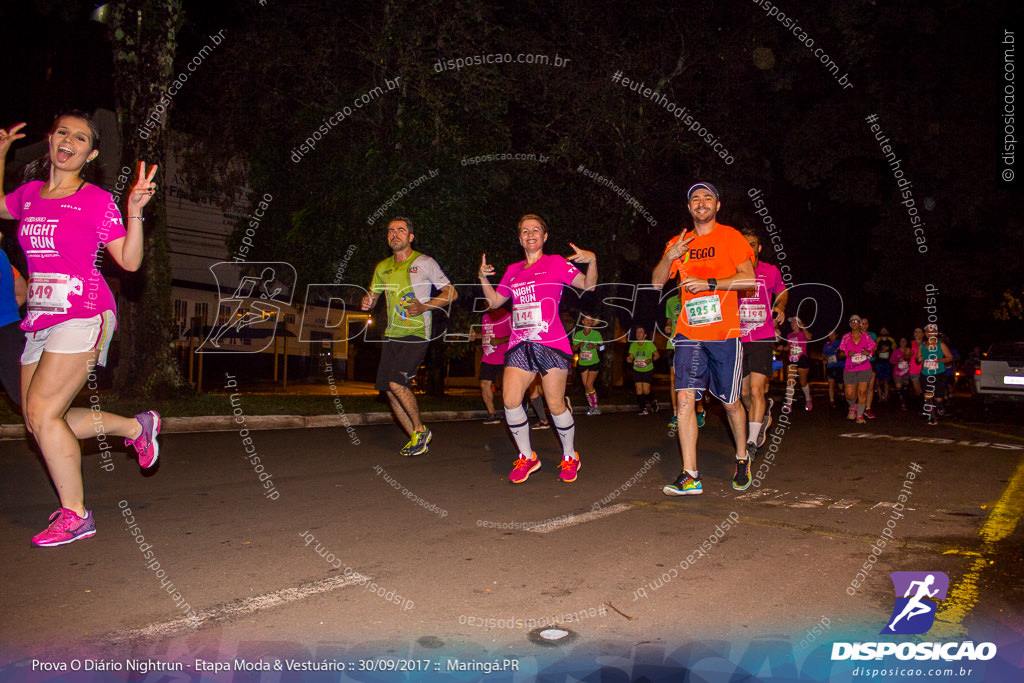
[478,214,597,485]
[0,112,161,547]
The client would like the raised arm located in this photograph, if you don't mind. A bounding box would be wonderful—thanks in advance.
[567,243,597,291]
[106,161,158,272]
[0,123,28,221]
[478,253,509,309]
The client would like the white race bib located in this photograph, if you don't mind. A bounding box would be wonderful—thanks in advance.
[684,294,723,327]
[738,301,767,325]
[851,353,867,365]
[827,354,838,365]
[28,273,74,314]
[512,302,542,330]
[634,357,648,369]
[898,360,909,371]
[789,351,801,363]
[924,359,939,371]
[580,350,594,362]
[878,351,890,360]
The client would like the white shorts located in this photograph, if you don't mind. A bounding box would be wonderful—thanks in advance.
[21,312,117,367]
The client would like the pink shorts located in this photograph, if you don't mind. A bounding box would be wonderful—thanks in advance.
[21,312,117,367]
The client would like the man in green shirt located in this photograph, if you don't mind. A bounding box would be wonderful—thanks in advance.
[361,217,457,456]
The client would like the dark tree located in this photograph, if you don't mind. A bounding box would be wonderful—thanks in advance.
[108,0,188,398]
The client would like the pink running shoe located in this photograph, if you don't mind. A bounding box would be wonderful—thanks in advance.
[31,508,96,547]
[509,453,541,484]
[126,411,161,469]
[558,454,581,483]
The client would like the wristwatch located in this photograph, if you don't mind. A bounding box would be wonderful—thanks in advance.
[707,278,717,291]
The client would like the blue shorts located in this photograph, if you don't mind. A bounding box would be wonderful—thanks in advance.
[672,334,742,403]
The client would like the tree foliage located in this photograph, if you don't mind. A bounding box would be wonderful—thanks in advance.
[108,0,188,398]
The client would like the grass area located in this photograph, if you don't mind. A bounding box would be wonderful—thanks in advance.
[0,382,659,425]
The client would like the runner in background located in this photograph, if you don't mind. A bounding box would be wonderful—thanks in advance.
[874,327,896,405]
[908,326,925,411]
[918,324,953,426]
[361,217,457,456]
[470,307,511,424]
[860,317,879,419]
[626,325,659,414]
[571,314,604,415]
[785,316,813,411]
[478,214,597,484]
[942,333,959,402]
[738,227,786,449]
[891,337,912,411]
[822,330,844,409]
[0,246,27,404]
[528,379,550,429]
[840,314,876,424]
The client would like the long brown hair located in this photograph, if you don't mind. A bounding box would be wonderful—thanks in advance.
[22,110,102,183]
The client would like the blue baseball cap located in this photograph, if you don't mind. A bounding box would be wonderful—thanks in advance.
[687,182,719,201]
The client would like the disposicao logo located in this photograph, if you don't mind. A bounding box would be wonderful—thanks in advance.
[881,571,948,635]
[831,571,997,663]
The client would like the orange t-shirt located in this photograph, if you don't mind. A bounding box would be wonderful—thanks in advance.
[663,223,754,341]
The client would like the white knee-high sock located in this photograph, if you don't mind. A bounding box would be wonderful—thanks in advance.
[551,410,576,459]
[504,405,533,457]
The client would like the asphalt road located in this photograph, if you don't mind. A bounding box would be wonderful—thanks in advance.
[1,394,1022,680]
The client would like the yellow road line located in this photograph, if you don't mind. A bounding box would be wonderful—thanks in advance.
[946,421,1024,443]
[932,455,1024,638]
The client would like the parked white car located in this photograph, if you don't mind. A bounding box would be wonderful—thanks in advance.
[972,342,1024,403]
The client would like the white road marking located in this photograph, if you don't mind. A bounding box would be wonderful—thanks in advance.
[103,573,367,644]
[526,503,634,533]
[737,487,862,510]
[789,494,831,508]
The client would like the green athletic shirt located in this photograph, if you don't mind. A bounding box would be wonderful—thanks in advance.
[370,251,451,339]
[921,342,945,376]
[573,329,604,367]
[629,341,657,372]
[665,294,681,347]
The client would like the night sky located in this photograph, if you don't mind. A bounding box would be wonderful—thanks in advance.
[1,0,1020,350]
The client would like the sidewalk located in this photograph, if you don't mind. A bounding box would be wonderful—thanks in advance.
[0,379,834,440]
[0,400,646,440]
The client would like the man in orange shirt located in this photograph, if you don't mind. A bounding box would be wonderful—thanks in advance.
[652,183,756,495]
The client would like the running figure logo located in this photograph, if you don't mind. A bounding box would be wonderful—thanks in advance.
[881,571,949,635]
[198,262,296,353]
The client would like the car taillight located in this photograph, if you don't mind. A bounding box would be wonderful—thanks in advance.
[974,368,982,375]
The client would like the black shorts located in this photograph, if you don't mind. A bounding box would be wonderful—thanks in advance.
[632,369,655,384]
[826,366,844,382]
[921,373,947,398]
[480,361,503,383]
[375,336,430,391]
[874,361,893,380]
[788,355,811,370]
[742,339,774,378]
